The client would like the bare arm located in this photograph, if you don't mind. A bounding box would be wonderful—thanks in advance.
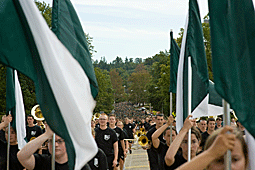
[120,140,126,157]
[112,141,118,167]
[176,126,235,170]
[152,115,174,148]
[17,125,53,170]
[165,115,194,166]
[0,114,12,130]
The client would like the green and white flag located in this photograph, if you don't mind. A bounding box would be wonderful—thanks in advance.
[0,0,97,169]
[52,0,98,99]
[176,0,209,132]
[169,31,180,93]
[6,67,27,150]
[209,0,255,138]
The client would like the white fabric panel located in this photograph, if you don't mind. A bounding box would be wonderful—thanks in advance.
[176,14,189,133]
[14,70,27,150]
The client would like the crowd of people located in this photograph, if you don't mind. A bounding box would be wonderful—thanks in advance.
[0,107,250,170]
[113,102,147,120]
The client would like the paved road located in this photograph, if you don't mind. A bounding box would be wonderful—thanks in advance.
[124,147,149,170]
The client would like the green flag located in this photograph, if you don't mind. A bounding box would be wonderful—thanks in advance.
[169,31,180,93]
[52,0,98,99]
[209,0,255,138]
[6,67,15,118]
[0,0,97,169]
[176,0,209,132]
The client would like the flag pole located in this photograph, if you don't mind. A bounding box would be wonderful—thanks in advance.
[223,100,231,170]
[187,56,192,162]
[52,133,56,170]
[169,29,173,145]
[7,111,11,170]
[170,92,173,145]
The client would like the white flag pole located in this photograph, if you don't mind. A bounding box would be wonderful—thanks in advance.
[223,100,231,170]
[187,57,192,162]
[169,29,173,145]
[170,92,173,145]
[52,133,56,170]
[7,111,11,170]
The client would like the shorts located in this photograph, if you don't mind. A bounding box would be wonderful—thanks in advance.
[118,149,125,161]
[107,155,119,170]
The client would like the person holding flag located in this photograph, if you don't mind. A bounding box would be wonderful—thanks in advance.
[164,115,200,170]
[0,114,24,170]
[17,124,91,170]
[175,126,248,170]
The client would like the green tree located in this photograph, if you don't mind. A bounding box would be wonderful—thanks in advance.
[146,51,170,114]
[35,0,52,28]
[94,68,114,113]
[128,64,151,105]
[109,69,125,103]
[85,33,97,57]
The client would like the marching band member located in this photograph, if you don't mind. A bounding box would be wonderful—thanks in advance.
[109,114,126,170]
[0,114,24,170]
[164,115,200,170]
[95,113,118,170]
[151,115,177,170]
[17,124,91,170]
[176,126,248,170]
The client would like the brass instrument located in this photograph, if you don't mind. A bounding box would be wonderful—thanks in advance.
[135,130,143,138]
[92,113,101,121]
[31,105,45,129]
[140,127,145,133]
[138,135,151,149]
[31,105,44,121]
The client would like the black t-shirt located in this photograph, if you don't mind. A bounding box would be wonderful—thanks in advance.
[123,123,135,138]
[0,129,6,142]
[148,124,156,131]
[200,131,210,150]
[144,122,150,131]
[34,154,91,170]
[122,129,129,139]
[95,127,118,157]
[95,123,100,128]
[0,141,24,170]
[146,126,164,169]
[26,125,43,141]
[165,152,187,170]
[88,148,109,170]
[156,141,169,170]
[113,127,124,150]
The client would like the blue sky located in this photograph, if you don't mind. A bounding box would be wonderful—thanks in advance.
[43,0,208,62]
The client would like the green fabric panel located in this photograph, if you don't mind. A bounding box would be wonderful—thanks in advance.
[209,80,222,106]
[183,0,209,122]
[186,0,209,88]
[0,0,37,82]
[6,67,16,130]
[169,31,180,93]
[52,0,98,99]
[209,0,255,137]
